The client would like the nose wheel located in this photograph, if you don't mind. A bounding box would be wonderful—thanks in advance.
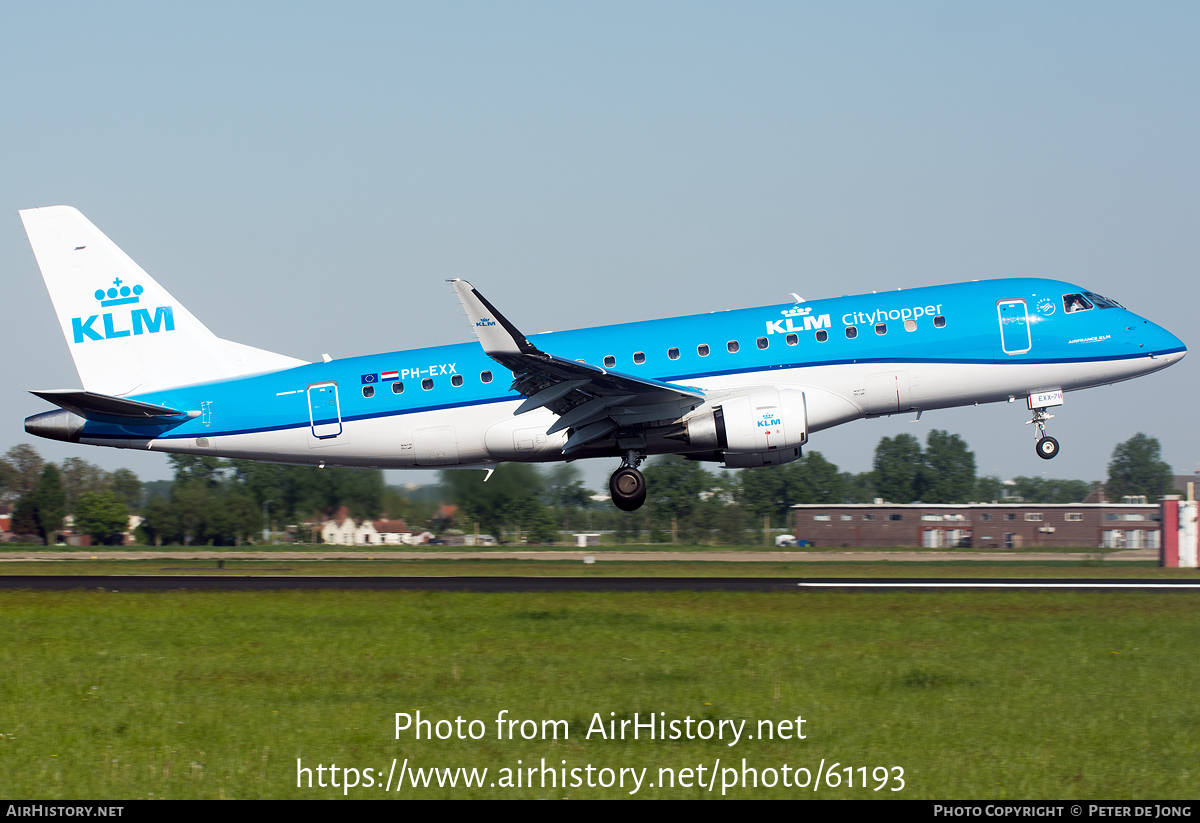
[1036,436,1060,460]
[610,450,647,511]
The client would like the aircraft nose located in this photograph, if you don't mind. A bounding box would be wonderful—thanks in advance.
[1144,319,1186,361]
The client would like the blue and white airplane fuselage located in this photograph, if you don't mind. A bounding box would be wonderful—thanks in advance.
[20,207,1186,510]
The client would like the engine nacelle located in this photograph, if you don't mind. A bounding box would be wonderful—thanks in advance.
[683,388,807,468]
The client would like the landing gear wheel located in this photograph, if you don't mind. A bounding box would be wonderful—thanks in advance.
[1036,436,1060,460]
[610,467,647,511]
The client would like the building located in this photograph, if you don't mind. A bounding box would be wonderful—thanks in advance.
[791,502,1161,549]
[317,509,430,545]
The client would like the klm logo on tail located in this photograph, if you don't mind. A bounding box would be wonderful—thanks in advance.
[71,279,175,343]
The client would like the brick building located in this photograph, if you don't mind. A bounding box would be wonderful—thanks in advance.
[791,502,1160,549]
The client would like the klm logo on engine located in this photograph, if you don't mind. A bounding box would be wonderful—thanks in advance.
[71,279,175,343]
[757,415,781,428]
[765,306,830,335]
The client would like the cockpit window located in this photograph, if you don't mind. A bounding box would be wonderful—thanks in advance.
[1083,291,1123,309]
[1063,294,1094,313]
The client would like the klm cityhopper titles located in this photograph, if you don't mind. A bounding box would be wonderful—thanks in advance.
[20,207,1187,511]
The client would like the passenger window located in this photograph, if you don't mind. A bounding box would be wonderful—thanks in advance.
[904,318,917,332]
[933,315,946,328]
[814,330,828,343]
[667,347,680,360]
[727,341,739,353]
[697,344,710,357]
[633,351,646,364]
[875,323,887,335]
[756,337,768,350]
[421,378,434,390]
[392,381,404,394]
[603,355,616,368]
[1063,293,1094,313]
[451,374,463,387]
[786,333,799,346]
[362,385,375,398]
[480,371,493,383]
[845,326,858,339]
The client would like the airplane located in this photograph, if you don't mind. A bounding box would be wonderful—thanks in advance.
[19,206,1188,511]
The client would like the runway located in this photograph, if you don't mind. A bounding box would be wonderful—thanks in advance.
[0,576,1197,592]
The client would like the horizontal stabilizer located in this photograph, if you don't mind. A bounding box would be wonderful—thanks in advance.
[30,389,193,420]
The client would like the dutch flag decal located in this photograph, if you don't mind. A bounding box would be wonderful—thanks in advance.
[381,370,399,381]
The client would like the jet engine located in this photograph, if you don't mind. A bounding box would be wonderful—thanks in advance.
[682,388,807,468]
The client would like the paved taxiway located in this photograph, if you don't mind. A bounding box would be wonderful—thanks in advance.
[0,549,1160,562]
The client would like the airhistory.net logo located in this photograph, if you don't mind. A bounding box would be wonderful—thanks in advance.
[71,278,175,343]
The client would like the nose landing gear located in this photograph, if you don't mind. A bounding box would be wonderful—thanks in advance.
[610,450,647,511]
[1027,407,1059,460]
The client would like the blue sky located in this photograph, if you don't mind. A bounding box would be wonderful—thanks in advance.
[2,2,1197,489]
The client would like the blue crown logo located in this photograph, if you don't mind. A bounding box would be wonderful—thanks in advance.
[94,278,143,308]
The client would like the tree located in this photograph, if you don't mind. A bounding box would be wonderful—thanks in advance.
[643,456,711,544]
[787,451,846,504]
[168,455,227,487]
[841,471,877,503]
[4,445,44,498]
[739,465,790,534]
[74,491,129,544]
[11,493,40,538]
[544,463,593,509]
[35,464,66,544]
[872,434,926,503]
[974,475,1003,503]
[441,464,545,541]
[110,468,143,512]
[1009,476,1093,503]
[139,495,178,546]
[715,502,749,545]
[60,457,110,513]
[0,457,19,504]
[1107,433,1172,502]
[922,430,976,503]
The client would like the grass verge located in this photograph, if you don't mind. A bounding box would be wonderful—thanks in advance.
[0,589,1197,798]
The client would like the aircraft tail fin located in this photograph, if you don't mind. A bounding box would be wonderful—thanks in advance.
[20,206,306,397]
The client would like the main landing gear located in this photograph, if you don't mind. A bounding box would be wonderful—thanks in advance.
[1027,407,1060,460]
[610,450,647,511]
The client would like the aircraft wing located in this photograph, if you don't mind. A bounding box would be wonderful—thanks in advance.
[450,280,706,453]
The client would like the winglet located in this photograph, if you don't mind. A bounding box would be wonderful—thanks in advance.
[449,279,540,357]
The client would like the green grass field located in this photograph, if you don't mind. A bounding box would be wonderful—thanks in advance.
[0,558,1196,577]
[1,587,1198,799]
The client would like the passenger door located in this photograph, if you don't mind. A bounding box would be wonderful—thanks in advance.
[307,382,342,440]
[997,299,1032,355]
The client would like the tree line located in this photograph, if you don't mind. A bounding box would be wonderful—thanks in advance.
[0,430,1175,545]
[437,430,1176,546]
[0,448,421,545]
